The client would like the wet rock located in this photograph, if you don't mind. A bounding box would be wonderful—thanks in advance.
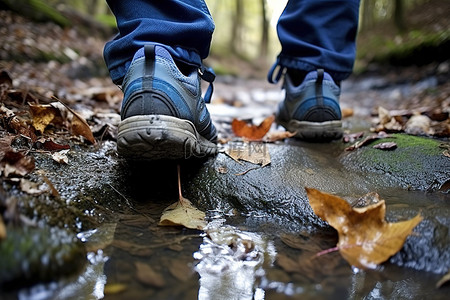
[342,133,450,191]
[0,226,86,289]
[184,137,450,273]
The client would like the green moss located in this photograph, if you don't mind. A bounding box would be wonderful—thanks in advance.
[358,134,444,173]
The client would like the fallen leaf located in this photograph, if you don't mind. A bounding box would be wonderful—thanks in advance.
[20,179,46,195]
[345,132,391,151]
[343,131,364,143]
[1,104,37,142]
[35,139,70,152]
[1,151,35,177]
[443,150,450,158]
[104,283,127,295]
[0,215,6,240]
[51,149,69,164]
[159,197,207,230]
[263,130,296,142]
[341,108,354,118]
[160,165,207,230]
[225,141,270,167]
[436,270,450,288]
[135,262,166,287]
[0,135,14,160]
[231,115,274,140]
[373,142,397,150]
[378,106,392,125]
[28,103,62,133]
[53,97,96,144]
[0,70,13,87]
[306,187,422,269]
[405,114,432,135]
[37,170,60,198]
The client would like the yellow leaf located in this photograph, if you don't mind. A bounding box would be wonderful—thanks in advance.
[159,197,206,230]
[306,187,422,269]
[28,103,60,133]
[104,283,127,295]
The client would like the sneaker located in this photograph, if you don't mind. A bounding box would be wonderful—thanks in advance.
[117,45,218,160]
[276,69,343,140]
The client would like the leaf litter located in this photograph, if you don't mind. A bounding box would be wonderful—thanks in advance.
[306,187,422,269]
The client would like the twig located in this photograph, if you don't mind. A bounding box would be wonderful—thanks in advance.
[234,166,260,176]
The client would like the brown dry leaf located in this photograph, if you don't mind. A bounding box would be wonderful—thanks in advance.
[443,150,450,158]
[306,187,422,269]
[436,270,450,288]
[0,70,13,87]
[104,283,127,295]
[159,196,206,230]
[53,97,96,144]
[0,135,14,161]
[1,151,35,177]
[343,131,364,143]
[231,115,274,140]
[341,107,354,118]
[20,178,46,195]
[263,130,296,142]
[51,150,69,164]
[225,141,271,167]
[0,215,6,240]
[135,261,166,287]
[28,103,62,133]
[373,142,397,150]
[345,132,390,151]
[1,104,37,142]
[405,114,432,135]
[35,139,70,152]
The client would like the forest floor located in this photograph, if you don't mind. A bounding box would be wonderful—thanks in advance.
[0,3,449,299]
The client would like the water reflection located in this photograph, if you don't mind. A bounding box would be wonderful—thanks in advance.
[194,219,275,300]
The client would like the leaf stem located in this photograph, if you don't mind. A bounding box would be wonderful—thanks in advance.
[314,246,340,258]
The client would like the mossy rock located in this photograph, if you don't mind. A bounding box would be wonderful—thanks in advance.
[0,226,86,289]
[342,134,450,191]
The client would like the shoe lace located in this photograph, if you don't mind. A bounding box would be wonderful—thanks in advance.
[267,60,286,84]
[199,65,215,103]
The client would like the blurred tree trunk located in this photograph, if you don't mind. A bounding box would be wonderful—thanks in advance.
[360,0,375,32]
[260,0,269,58]
[231,0,243,54]
[86,0,99,15]
[393,0,406,31]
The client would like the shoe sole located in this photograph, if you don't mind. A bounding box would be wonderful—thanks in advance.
[283,119,343,141]
[117,115,218,160]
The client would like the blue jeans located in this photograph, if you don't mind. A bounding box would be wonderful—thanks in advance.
[104,0,360,85]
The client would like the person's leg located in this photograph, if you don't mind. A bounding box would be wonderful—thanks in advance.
[104,0,218,160]
[269,0,360,140]
[104,0,214,85]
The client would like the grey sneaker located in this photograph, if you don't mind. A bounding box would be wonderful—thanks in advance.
[117,44,218,160]
[276,69,343,140]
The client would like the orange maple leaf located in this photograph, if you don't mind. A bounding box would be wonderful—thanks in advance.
[306,187,422,269]
[231,115,275,140]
